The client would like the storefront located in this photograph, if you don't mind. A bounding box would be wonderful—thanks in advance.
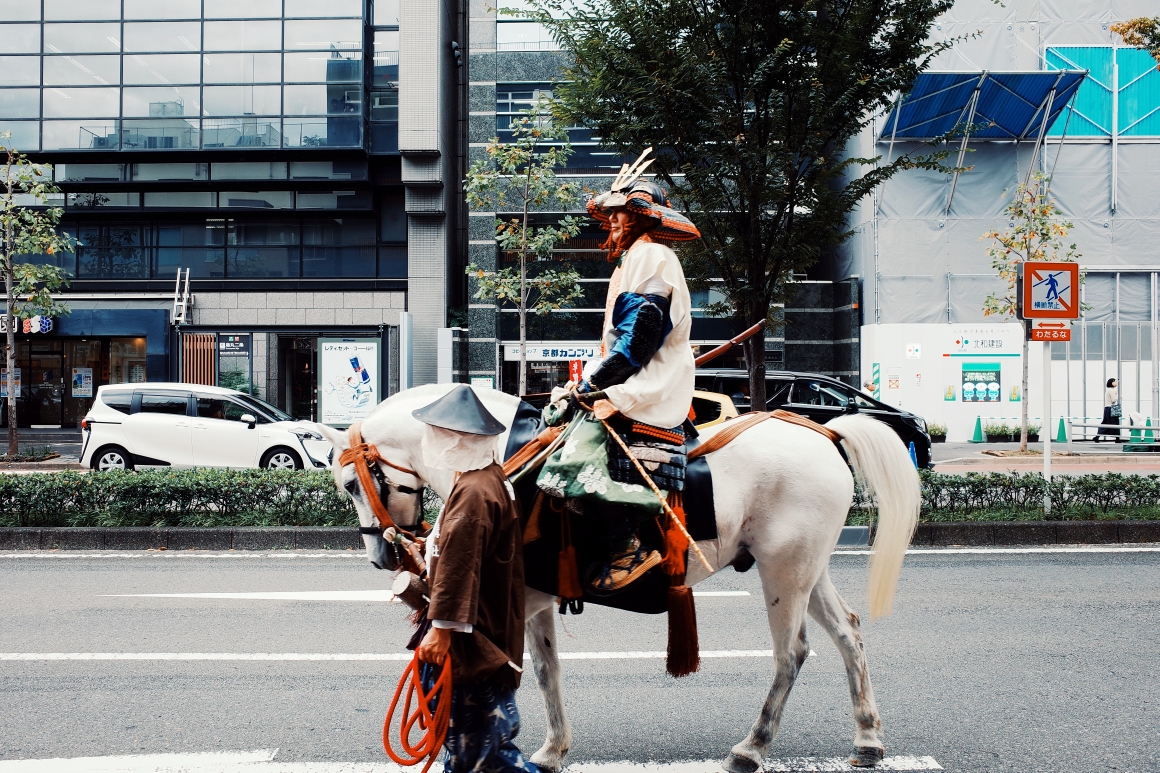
[1,305,169,428]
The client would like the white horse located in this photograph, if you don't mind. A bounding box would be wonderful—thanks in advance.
[316,383,920,772]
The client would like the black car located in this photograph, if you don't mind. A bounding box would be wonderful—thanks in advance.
[696,369,934,469]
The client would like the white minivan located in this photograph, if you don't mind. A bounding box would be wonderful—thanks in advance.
[80,383,333,471]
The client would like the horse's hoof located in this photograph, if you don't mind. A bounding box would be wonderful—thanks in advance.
[722,752,761,773]
[531,745,566,773]
[849,746,885,767]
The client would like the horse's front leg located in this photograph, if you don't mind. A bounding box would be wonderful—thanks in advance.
[524,588,571,772]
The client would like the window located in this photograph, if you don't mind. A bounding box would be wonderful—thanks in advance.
[57,163,126,181]
[42,120,120,150]
[0,57,41,86]
[100,390,133,414]
[0,1,40,21]
[283,84,360,115]
[285,0,362,17]
[284,52,361,83]
[373,31,398,87]
[124,0,201,19]
[43,88,121,118]
[123,54,201,85]
[44,55,120,85]
[45,0,120,21]
[302,217,375,277]
[155,220,225,277]
[132,163,207,180]
[283,19,361,50]
[226,219,300,277]
[0,121,39,150]
[219,190,294,209]
[203,53,282,84]
[122,86,202,117]
[288,160,367,180]
[137,393,190,415]
[203,20,282,51]
[76,222,148,279]
[0,25,40,53]
[212,161,288,180]
[204,0,282,19]
[43,23,121,53]
[123,23,202,53]
[196,396,254,422]
[792,380,848,408]
[373,0,400,26]
[203,85,281,116]
[496,22,558,52]
[0,89,38,118]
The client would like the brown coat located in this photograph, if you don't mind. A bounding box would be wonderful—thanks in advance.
[427,462,526,689]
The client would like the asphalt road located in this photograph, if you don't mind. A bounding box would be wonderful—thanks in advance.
[0,548,1157,772]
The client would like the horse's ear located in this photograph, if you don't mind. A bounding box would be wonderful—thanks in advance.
[315,423,349,451]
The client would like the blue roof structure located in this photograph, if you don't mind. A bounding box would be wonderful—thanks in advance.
[879,71,1088,142]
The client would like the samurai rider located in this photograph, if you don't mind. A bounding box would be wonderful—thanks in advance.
[554,148,702,592]
[414,386,539,773]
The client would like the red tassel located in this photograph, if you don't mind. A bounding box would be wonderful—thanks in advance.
[666,583,700,677]
[557,511,583,600]
[662,493,690,576]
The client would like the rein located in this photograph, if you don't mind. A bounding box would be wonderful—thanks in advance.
[338,422,422,537]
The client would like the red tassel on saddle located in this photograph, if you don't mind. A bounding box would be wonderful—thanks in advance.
[663,493,699,677]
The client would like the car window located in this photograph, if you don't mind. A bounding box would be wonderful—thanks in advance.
[766,380,793,405]
[792,380,848,408]
[196,396,256,423]
[691,395,723,424]
[853,392,879,409]
[100,391,133,415]
[137,393,190,415]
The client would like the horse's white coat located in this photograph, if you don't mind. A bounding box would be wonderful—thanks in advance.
[321,384,921,773]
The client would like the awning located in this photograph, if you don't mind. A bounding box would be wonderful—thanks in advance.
[879,71,1087,142]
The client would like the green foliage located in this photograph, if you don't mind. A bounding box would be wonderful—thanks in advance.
[465,108,586,394]
[1112,18,1160,68]
[926,423,947,438]
[0,469,356,528]
[982,172,1080,319]
[848,470,1160,525]
[521,0,960,403]
[983,421,1011,436]
[216,369,261,397]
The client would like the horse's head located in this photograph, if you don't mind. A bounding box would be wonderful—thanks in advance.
[316,415,428,571]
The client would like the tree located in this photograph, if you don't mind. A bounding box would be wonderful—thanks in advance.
[1112,18,1160,66]
[1,138,73,455]
[982,172,1080,453]
[465,109,585,396]
[522,0,957,408]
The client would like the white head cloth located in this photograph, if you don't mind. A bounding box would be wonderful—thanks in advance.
[422,424,500,473]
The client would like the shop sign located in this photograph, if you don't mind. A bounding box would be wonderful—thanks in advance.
[318,338,380,427]
[503,343,599,361]
[568,360,583,382]
[962,363,1001,403]
[948,324,1022,356]
[0,315,53,334]
[470,376,495,390]
[218,334,251,354]
[71,368,93,398]
[0,368,19,398]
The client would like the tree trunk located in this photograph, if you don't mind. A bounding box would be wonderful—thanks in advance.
[1020,323,1030,452]
[747,325,767,413]
[5,257,17,457]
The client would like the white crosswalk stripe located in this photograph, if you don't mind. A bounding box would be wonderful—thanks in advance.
[0,751,943,772]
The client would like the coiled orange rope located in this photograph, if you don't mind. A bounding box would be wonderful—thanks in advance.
[383,652,454,773]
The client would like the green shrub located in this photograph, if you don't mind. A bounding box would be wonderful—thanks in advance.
[983,421,1011,436]
[848,470,1160,524]
[0,469,356,528]
[927,423,947,437]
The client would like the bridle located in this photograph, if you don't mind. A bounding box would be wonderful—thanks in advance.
[338,422,427,540]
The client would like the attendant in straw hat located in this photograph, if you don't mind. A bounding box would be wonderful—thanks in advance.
[414,385,539,773]
[570,148,701,591]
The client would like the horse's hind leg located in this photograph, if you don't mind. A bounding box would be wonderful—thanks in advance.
[808,567,885,767]
[723,578,812,773]
[524,595,571,772]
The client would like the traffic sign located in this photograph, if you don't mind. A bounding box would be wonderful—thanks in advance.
[1029,320,1071,341]
[1018,261,1079,319]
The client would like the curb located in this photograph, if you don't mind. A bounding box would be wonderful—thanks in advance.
[0,522,1158,550]
[0,527,363,551]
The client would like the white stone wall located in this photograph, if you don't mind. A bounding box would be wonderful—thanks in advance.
[188,291,406,327]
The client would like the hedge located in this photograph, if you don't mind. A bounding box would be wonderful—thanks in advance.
[0,469,355,528]
[848,470,1160,525]
[3,468,1160,529]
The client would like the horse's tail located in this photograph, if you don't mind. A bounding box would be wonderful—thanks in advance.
[827,414,921,618]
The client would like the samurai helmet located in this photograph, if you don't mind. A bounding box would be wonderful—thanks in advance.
[412,385,506,436]
[587,148,700,242]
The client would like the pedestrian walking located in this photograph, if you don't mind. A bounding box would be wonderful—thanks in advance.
[1097,377,1121,442]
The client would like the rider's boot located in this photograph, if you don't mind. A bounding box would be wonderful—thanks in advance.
[589,534,661,591]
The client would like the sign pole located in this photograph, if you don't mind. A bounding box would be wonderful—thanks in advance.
[1043,340,1052,515]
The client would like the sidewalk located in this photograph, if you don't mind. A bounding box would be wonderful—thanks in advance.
[933,440,1160,474]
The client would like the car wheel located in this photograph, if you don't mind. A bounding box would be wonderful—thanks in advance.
[94,446,133,471]
[261,447,302,470]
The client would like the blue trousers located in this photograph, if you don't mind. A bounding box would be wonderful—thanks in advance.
[442,677,540,773]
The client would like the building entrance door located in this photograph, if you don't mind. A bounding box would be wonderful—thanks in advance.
[29,342,64,427]
[277,336,317,420]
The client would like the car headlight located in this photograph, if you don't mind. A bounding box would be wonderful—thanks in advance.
[910,417,928,434]
[291,428,324,441]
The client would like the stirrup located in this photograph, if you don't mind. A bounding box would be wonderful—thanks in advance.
[590,546,661,592]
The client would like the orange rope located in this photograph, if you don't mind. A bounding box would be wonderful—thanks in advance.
[383,652,454,773]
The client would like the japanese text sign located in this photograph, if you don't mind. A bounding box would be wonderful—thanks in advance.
[1018,262,1079,320]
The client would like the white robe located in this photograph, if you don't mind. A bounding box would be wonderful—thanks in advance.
[599,239,695,428]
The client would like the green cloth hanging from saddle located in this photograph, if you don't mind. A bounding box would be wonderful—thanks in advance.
[535,412,665,515]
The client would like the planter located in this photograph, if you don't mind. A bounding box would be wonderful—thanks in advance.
[931,436,946,444]
[1028,434,1039,443]
[985,434,1009,443]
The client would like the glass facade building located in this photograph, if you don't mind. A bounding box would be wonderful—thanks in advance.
[1,0,465,427]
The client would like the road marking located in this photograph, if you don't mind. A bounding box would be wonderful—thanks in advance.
[0,754,939,772]
[0,649,811,661]
[835,546,1160,555]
